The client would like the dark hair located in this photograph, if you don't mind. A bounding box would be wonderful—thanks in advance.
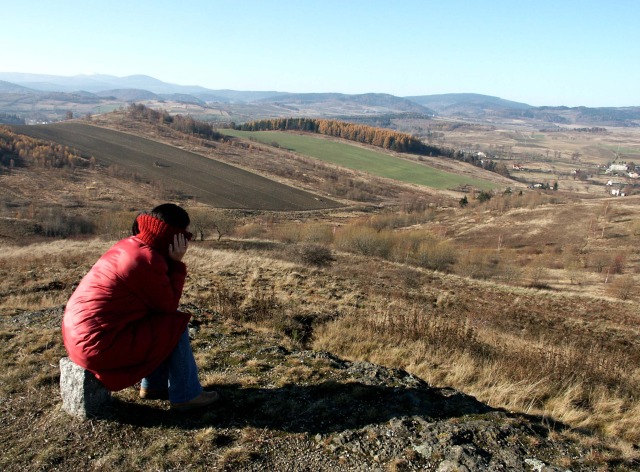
[131,203,190,235]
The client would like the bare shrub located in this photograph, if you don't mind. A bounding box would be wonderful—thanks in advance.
[524,192,544,209]
[272,222,304,243]
[368,209,436,231]
[235,222,267,239]
[38,209,96,237]
[590,252,611,273]
[95,210,137,240]
[606,274,636,300]
[335,225,393,258]
[368,213,394,233]
[413,239,456,271]
[610,253,626,275]
[497,255,523,285]
[294,244,334,267]
[260,219,334,245]
[391,231,433,263]
[526,260,549,288]
[487,194,510,213]
[455,248,498,279]
[300,222,335,245]
[566,265,584,286]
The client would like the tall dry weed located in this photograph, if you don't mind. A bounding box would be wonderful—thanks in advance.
[312,281,640,444]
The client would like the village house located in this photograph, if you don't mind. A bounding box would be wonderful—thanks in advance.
[605,163,630,174]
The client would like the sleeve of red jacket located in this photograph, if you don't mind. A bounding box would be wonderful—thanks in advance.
[118,249,187,314]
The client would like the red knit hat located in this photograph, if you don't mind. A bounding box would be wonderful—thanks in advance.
[135,213,192,257]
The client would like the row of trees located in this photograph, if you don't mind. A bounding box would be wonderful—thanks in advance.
[236,118,453,157]
[122,107,512,179]
[0,113,25,125]
[127,104,224,141]
[0,126,90,170]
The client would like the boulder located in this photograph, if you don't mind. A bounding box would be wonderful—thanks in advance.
[59,357,112,418]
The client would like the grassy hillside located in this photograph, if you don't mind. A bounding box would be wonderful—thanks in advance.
[1,233,638,470]
[1,110,639,469]
[221,129,497,191]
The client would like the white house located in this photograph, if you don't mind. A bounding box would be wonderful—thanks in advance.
[606,164,629,174]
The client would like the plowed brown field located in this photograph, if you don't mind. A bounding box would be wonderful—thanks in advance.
[13,123,340,211]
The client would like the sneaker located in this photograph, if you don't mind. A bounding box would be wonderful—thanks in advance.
[139,387,169,400]
[170,391,220,412]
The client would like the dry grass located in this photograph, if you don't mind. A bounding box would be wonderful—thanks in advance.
[5,234,636,456]
[0,239,110,313]
[310,267,640,450]
[2,114,640,468]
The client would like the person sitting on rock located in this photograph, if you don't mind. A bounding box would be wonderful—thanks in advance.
[62,203,218,411]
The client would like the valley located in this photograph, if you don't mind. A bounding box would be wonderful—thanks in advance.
[0,100,639,470]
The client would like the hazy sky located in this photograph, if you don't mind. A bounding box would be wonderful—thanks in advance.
[4,0,639,107]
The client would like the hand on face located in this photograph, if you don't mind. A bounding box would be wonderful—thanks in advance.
[168,233,188,262]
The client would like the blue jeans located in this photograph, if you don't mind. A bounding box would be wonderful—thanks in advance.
[141,328,202,403]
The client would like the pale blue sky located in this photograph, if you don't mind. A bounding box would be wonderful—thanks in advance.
[3,0,639,107]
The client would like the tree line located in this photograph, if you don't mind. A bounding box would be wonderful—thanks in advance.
[0,126,90,170]
[236,118,453,157]
[0,113,25,125]
[127,104,224,141]
[122,107,508,178]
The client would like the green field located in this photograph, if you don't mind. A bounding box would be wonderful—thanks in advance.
[223,129,495,190]
[599,143,640,157]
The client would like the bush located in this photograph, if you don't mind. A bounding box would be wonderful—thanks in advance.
[414,239,456,271]
[606,274,636,300]
[477,191,492,203]
[38,210,96,238]
[295,244,335,267]
[455,249,498,279]
[95,211,137,240]
[272,222,305,243]
[335,225,393,258]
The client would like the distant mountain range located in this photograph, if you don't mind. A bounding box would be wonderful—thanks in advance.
[0,72,638,127]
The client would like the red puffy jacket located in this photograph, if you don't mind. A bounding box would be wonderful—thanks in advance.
[62,236,191,391]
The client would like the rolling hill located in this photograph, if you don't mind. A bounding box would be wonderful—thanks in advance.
[12,122,340,211]
[1,72,639,126]
[1,105,639,470]
[405,92,532,113]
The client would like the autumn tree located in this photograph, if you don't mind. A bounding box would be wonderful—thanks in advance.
[212,211,236,240]
[189,209,236,241]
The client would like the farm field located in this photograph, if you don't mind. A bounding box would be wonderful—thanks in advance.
[221,128,497,191]
[12,123,340,211]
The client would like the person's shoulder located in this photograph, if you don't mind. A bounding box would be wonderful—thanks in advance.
[117,237,167,271]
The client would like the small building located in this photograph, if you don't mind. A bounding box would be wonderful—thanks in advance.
[605,164,630,174]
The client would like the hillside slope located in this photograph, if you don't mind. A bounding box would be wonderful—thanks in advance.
[12,123,340,211]
[0,303,625,471]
